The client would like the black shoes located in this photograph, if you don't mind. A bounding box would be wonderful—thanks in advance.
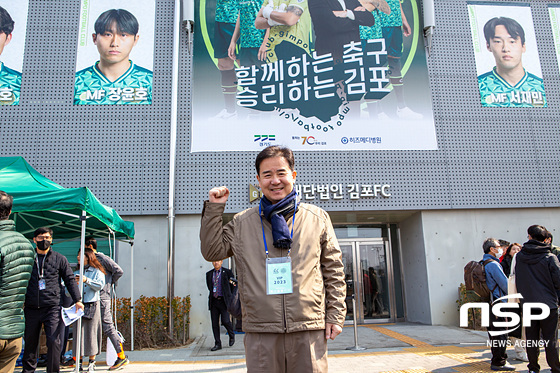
[490,362,516,371]
[210,344,222,351]
[229,334,235,347]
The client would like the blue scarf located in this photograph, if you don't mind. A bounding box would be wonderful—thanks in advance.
[260,189,298,249]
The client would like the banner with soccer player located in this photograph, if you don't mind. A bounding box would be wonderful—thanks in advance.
[191,0,437,151]
[468,2,546,108]
[549,4,560,73]
[74,0,155,105]
[0,0,28,105]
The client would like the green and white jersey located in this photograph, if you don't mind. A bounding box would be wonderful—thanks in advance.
[379,0,402,28]
[0,62,21,105]
[239,0,266,48]
[478,68,546,108]
[216,0,239,23]
[266,0,311,62]
[74,61,153,105]
[360,10,382,40]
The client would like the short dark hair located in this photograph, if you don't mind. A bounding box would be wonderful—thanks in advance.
[0,6,14,35]
[483,17,525,45]
[85,237,97,251]
[528,225,548,242]
[0,190,13,219]
[498,239,510,247]
[34,227,53,238]
[94,9,139,35]
[255,146,295,174]
[483,238,499,254]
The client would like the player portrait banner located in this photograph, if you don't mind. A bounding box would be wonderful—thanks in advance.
[468,1,546,108]
[0,0,28,105]
[549,4,560,73]
[191,0,437,151]
[74,0,155,105]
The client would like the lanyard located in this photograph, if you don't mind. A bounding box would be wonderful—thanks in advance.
[259,198,297,257]
[36,254,46,279]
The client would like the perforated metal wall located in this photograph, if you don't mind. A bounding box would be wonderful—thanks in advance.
[2,0,559,215]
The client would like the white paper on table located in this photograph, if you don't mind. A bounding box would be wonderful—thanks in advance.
[61,304,84,326]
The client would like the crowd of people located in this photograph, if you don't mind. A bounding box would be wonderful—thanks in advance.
[0,190,129,373]
[480,225,560,372]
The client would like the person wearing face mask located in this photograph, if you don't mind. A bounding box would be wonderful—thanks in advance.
[22,227,83,373]
[481,238,515,372]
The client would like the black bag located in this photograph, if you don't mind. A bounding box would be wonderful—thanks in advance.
[226,279,242,319]
[83,302,97,320]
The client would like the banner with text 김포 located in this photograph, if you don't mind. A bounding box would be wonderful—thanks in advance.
[0,0,28,105]
[191,0,437,151]
[74,0,155,105]
[468,2,546,108]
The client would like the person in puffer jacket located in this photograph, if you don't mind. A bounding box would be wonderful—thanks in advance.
[516,224,560,373]
[0,191,34,373]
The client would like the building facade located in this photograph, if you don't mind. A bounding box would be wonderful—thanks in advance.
[2,0,560,339]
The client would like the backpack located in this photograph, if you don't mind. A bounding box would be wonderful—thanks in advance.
[464,259,496,302]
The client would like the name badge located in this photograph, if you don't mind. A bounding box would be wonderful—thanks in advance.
[39,279,46,290]
[266,257,293,295]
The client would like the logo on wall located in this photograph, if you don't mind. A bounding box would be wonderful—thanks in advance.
[74,0,155,105]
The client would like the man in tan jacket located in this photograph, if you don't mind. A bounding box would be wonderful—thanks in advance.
[200,145,346,372]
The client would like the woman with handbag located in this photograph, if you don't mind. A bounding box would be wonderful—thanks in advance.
[72,248,106,372]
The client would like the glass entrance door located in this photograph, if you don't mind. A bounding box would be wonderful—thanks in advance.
[339,242,355,321]
[339,239,395,323]
[359,243,390,320]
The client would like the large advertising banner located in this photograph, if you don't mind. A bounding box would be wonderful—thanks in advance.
[468,2,546,108]
[192,0,437,151]
[74,0,155,105]
[549,4,560,73]
[0,0,28,106]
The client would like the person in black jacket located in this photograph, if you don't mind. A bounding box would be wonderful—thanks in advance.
[516,224,560,373]
[206,260,235,351]
[500,242,521,277]
[22,227,83,373]
[308,0,375,62]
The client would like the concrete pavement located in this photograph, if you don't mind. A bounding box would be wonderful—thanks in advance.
[18,323,559,372]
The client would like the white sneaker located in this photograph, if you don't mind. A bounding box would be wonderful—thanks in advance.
[209,109,237,121]
[88,361,96,372]
[396,106,423,120]
[377,112,392,121]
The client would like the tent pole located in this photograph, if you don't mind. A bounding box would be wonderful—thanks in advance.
[75,210,87,373]
[130,241,135,351]
[167,0,181,338]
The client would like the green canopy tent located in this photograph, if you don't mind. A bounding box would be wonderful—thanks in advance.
[0,156,138,356]
[0,156,134,240]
